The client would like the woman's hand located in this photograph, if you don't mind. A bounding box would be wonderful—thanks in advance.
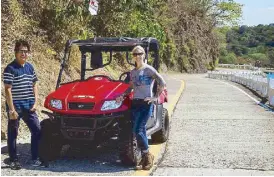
[144,97,157,104]
[116,95,124,103]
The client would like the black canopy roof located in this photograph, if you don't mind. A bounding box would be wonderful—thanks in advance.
[66,37,160,52]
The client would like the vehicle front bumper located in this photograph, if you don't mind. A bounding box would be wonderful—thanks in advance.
[55,111,127,141]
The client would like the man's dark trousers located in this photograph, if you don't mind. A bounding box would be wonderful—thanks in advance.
[8,110,41,161]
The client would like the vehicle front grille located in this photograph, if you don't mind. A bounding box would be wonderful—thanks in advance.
[62,117,95,128]
[58,112,125,130]
[68,102,95,110]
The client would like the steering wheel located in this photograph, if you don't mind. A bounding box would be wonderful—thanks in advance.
[88,75,113,81]
[119,72,130,83]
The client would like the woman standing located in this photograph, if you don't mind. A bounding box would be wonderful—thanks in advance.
[116,45,166,170]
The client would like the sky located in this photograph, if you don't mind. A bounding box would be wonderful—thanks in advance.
[234,0,274,26]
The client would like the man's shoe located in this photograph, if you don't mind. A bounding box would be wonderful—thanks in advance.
[31,159,42,167]
[10,160,22,170]
[143,152,154,170]
[40,161,49,168]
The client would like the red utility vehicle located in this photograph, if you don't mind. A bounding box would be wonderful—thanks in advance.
[39,37,169,166]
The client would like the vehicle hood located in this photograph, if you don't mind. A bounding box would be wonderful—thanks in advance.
[47,77,129,102]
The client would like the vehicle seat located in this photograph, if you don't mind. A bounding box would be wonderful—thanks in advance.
[124,74,130,83]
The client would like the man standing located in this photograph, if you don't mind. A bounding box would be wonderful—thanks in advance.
[3,40,43,170]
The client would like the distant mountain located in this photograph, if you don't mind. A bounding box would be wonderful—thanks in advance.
[219,24,274,66]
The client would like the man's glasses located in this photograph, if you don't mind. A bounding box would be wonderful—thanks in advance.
[132,53,144,57]
[16,50,29,54]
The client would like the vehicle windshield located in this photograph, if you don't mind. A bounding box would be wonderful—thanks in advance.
[58,44,152,85]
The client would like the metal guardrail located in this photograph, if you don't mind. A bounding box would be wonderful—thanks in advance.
[208,70,274,107]
[218,64,254,70]
[218,64,274,73]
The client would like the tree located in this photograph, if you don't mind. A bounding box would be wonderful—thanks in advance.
[223,24,274,66]
[185,0,242,27]
[219,52,237,64]
[268,49,274,64]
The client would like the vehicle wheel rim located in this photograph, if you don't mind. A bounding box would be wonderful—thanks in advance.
[132,136,142,164]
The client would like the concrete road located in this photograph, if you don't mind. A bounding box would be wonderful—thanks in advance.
[2,73,274,176]
[1,74,183,176]
[153,74,274,176]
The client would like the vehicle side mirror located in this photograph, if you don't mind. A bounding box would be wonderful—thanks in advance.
[91,51,103,68]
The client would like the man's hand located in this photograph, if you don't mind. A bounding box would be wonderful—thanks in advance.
[9,111,19,120]
[30,104,37,112]
[116,95,124,104]
[144,97,157,104]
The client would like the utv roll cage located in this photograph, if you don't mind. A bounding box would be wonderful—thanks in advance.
[56,37,160,90]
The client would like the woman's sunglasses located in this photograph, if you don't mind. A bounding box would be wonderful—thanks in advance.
[132,53,144,57]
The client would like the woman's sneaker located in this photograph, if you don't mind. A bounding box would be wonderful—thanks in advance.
[40,161,49,168]
[10,160,22,170]
[143,152,154,170]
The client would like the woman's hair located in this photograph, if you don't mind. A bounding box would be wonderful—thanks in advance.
[132,45,145,54]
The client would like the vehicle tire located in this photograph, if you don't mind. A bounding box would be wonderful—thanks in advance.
[39,119,63,161]
[151,108,169,143]
[118,115,142,166]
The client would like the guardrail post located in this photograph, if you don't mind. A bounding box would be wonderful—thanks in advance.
[268,74,274,107]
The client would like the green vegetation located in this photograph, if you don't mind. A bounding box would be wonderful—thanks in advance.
[2,0,243,73]
[218,24,274,67]
[1,0,244,138]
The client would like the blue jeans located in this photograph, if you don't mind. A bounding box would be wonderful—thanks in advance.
[7,109,41,161]
[131,99,153,151]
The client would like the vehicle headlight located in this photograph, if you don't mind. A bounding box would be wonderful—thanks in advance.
[50,99,62,110]
[101,100,122,111]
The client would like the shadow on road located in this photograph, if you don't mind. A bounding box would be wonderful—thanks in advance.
[1,138,133,174]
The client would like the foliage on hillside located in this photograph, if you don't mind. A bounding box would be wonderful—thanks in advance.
[2,0,242,72]
[1,0,242,138]
[218,24,274,66]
